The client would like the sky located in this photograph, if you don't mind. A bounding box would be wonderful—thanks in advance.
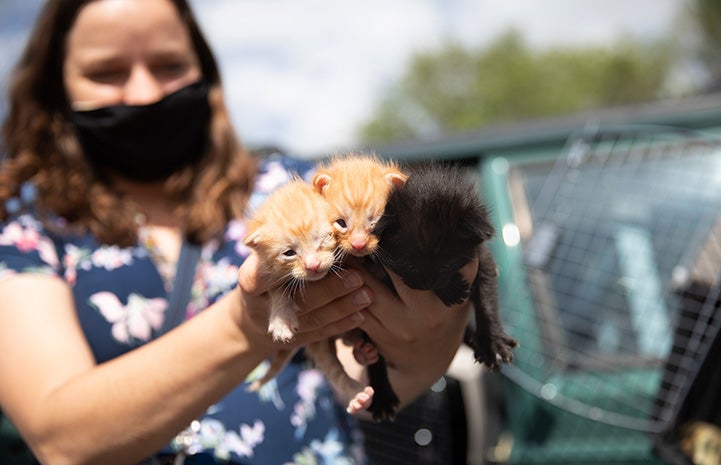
[0,0,685,158]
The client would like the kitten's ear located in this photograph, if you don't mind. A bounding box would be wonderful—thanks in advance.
[312,173,332,194]
[468,210,496,243]
[243,224,265,247]
[385,171,408,188]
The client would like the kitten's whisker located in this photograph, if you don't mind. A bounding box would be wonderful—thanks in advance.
[295,281,308,302]
[279,276,301,300]
[332,249,346,265]
[333,248,348,264]
[329,249,348,278]
[278,282,291,300]
[329,262,345,279]
[279,277,305,307]
[372,246,392,268]
[267,274,290,290]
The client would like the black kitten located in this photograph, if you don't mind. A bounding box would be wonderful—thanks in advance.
[373,162,518,370]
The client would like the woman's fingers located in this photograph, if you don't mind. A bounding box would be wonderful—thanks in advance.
[292,269,373,343]
[237,263,372,346]
[294,269,365,314]
[357,257,479,347]
[295,284,371,334]
[295,310,367,344]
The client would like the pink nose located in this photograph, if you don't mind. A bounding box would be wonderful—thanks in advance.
[350,236,367,251]
[305,258,321,272]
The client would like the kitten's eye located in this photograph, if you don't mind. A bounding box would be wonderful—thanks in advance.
[334,219,348,231]
[283,249,296,257]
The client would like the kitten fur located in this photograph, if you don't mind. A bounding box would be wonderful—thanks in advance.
[243,178,373,413]
[374,162,518,370]
[244,178,338,343]
[313,153,407,421]
[313,153,407,258]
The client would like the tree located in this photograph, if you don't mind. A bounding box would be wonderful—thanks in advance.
[685,0,721,91]
[358,31,675,145]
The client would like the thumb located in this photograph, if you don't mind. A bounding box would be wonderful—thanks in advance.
[237,252,269,296]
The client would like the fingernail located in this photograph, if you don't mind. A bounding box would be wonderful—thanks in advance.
[351,311,365,323]
[352,289,371,306]
[343,270,362,289]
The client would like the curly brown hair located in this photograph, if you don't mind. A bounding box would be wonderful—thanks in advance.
[0,0,256,247]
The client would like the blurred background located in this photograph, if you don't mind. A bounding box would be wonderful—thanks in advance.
[2,0,717,158]
[3,1,721,465]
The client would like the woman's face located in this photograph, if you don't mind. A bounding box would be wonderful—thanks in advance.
[63,0,202,110]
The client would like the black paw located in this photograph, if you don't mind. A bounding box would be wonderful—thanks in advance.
[367,386,400,422]
[473,334,519,371]
[435,274,471,307]
[367,356,400,421]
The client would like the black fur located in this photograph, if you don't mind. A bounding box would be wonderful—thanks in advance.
[341,326,399,422]
[363,333,400,421]
[373,162,518,370]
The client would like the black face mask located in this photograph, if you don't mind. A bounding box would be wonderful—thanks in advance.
[70,80,211,183]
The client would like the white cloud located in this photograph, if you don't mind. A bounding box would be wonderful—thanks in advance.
[191,0,448,155]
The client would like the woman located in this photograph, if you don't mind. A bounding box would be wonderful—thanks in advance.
[0,1,474,464]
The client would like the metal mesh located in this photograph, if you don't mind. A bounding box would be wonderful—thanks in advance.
[497,124,721,433]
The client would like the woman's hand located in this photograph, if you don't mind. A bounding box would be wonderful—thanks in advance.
[236,250,473,409]
[355,258,477,406]
[235,252,369,351]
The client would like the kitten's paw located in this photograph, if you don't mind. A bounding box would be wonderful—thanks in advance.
[346,386,375,415]
[498,334,519,363]
[367,384,400,422]
[353,339,380,366]
[435,275,471,307]
[268,320,297,343]
[473,335,519,370]
[473,344,500,370]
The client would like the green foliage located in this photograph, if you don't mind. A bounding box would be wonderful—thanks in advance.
[688,0,721,81]
[359,31,675,145]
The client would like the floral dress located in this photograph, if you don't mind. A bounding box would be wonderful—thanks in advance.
[0,157,366,465]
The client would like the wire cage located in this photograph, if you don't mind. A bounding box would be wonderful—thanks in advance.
[493,123,721,462]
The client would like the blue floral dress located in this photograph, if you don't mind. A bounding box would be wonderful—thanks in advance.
[0,157,367,465]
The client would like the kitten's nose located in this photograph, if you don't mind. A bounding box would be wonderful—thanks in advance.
[305,258,321,272]
[350,234,368,251]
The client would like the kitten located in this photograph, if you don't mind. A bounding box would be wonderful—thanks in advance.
[243,178,373,414]
[244,178,338,343]
[373,162,518,370]
[312,153,407,258]
[312,153,407,421]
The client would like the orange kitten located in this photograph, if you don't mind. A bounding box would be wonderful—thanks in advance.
[312,153,407,258]
[244,178,338,343]
[312,153,407,421]
[243,178,373,414]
